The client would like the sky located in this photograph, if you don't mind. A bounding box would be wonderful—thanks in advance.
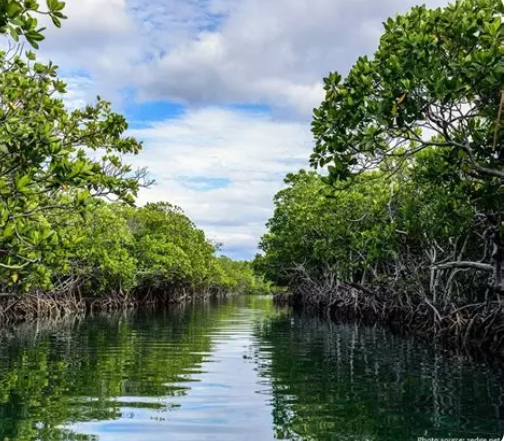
[35,0,446,260]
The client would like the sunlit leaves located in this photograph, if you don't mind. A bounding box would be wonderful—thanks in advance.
[257,145,496,301]
[311,0,503,184]
[0,0,67,47]
[0,46,144,289]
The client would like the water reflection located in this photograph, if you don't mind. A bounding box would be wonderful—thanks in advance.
[0,296,502,441]
[254,313,503,441]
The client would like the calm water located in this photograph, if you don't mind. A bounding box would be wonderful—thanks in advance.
[0,296,503,441]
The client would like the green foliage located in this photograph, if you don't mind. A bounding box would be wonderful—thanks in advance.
[256,170,392,286]
[257,0,503,304]
[127,202,217,294]
[257,146,500,303]
[0,0,67,48]
[0,0,146,291]
[215,256,275,295]
[0,0,262,301]
[61,202,139,294]
[1,197,269,298]
[311,0,503,185]
[0,48,144,289]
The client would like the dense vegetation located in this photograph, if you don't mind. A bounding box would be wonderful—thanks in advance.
[255,0,503,357]
[0,1,271,322]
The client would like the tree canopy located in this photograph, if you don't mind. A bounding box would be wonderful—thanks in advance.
[310,0,503,184]
[256,0,503,310]
[0,0,66,48]
[0,0,272,304]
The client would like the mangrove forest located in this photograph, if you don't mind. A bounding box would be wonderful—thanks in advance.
[0,0,503,440]
[0,0,273,323]
[255,0,504,362]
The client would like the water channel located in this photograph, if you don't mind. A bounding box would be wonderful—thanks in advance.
[0,295,503,440]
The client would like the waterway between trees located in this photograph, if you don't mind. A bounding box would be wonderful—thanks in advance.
[0,295,503,440]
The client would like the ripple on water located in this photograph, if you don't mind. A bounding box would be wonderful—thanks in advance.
[0,296,502,441]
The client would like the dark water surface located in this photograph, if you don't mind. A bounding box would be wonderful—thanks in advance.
[0,296,503,441]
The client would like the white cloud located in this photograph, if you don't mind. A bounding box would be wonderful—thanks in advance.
[39,0,139,103]
[129,107,312,258]
[59,75,95,111]
[27,0,449,258]
[38,0,448,117]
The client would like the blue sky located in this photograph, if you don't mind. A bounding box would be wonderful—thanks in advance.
[35,0,446,260]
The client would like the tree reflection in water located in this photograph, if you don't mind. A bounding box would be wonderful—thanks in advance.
[253,312,503,441]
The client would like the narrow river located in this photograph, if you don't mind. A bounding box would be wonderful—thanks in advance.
[0,296,503,440]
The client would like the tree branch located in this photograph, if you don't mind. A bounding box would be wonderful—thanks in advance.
[432,261,494,272]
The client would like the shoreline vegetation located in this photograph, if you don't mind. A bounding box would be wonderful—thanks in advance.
[0,2,274,325]
[1,201,275,325]
[255,0,504,365]
[272,288,502,365]
[0,287,247,326]
[0,199,275,325]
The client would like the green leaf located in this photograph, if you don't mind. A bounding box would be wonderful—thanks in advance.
[50,15,61,28]
[7,2,23,18]
[16,175,31,191]
[24,0,39,10]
